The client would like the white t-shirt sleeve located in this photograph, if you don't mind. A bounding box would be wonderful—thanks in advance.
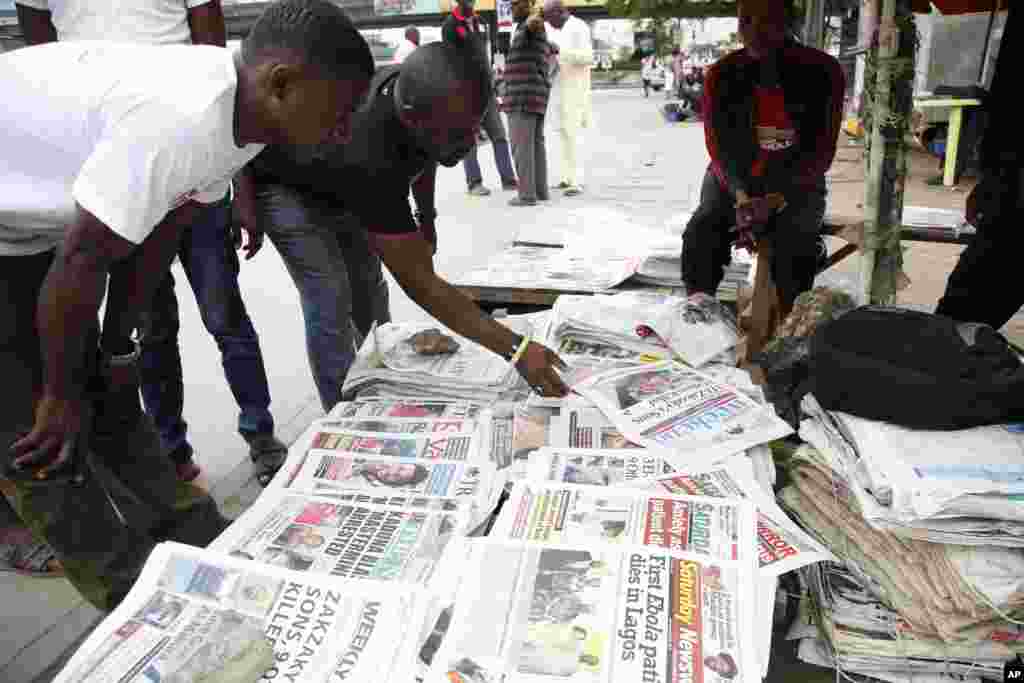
[14,0,50,9]
[72,129,211,245]
[185,0,215,8]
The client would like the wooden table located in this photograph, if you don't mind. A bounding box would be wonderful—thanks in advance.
[914,96,983,187]
[456,214,974,315]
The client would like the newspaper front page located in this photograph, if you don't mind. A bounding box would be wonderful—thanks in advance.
[574,361,793,466]
[429,538,759,683]
[550,399,643,449]
[54,542,428,683]
[212,493,465,588]
[528,447,677,486]
[328,398,486,421]
[493,482,753,564]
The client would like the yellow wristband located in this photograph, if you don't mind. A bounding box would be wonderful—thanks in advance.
[509,336,531,368]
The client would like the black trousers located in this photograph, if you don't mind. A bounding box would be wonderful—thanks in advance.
[681,168,826,308]
[935,176,1024,329]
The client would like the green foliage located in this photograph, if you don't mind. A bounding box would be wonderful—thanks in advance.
[604,0,738,21]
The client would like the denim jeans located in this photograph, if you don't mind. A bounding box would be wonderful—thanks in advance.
[255,183,391,412]
[138,196,274,460]
[1,250,227,610]
[463,99,517,188]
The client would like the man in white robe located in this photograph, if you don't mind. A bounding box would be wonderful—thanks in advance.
[543,0,591,197]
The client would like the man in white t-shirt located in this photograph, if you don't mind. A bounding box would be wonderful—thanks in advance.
[394,25,420,63]
[17,0,287,487]
[0,0,374,610]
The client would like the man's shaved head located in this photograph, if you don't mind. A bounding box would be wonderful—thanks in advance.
[738,0,789,58]
[395,42,492,166]
[544,0,569,29]
[405,26,421,45]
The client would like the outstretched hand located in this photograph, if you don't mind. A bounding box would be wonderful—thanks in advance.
[516,342,569,397]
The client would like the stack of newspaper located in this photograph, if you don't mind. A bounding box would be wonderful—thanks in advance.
[516,450,833,678]
[429,495,762,683]
[455,244,642,293]
[264,399,510,534]
[544,291,739,370]
[635,247,754,304]
[341,316,545,404]
[799,395,1024,546]
[778,438,1024,678]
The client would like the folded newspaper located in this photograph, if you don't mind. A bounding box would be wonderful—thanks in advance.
[454,244,642,294]
[341,316,544,404]
[547,292,739,369]
[779,444,1024,647]
[574,361,793,467]
[53,542,432,683]
[427,534,760,683]
[521,450,834,678]
[799,394,1024,545]
[270,416,507,533]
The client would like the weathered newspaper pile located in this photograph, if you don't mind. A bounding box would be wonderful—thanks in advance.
[636,247,753,304]
[799,394,1024,546]
[269,409,507,533]
[778,441,1024,677]
[789,564,995,682]
[428,502,761,682]
[455,244,642,293]
[574,360,793,468]
[54,542,432,683]
[521,451,834,677]
[341,317,544,403]
[544,291,739,369]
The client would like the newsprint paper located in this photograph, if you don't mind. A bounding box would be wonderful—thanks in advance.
[429,534,759,683]
[53,542,430,683]
[574,361,792,467]
[211,492,465,590]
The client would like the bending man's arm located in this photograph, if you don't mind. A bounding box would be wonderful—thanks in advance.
[187,0,227,47]
[375,234,568,397]
[411,163,438,250]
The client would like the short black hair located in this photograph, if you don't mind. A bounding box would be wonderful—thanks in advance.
[396,42,492,115]
[242,0,375,83]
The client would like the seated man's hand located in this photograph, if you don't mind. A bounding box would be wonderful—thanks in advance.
[517,342,569,397]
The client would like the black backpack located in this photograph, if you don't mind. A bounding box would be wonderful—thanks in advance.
[803,306,1024,430]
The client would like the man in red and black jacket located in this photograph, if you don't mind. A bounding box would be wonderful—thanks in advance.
[681,0,843,314]
[443,0,518,195]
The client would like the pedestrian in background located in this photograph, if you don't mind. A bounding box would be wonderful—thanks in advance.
[502,0,552,206]
[543,0,591,197]
[443,0,518,196]
[394,25,419,63]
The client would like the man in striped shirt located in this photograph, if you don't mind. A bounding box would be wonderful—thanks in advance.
[501,0,553,206]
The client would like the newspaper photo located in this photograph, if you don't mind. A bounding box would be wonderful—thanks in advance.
[211,493,464,587]
[315,416,478,436]
[494,482,754,563]
[307,426,478,462]
[527,448,677,486]
[54,542,428,683]
[550,399,642,449]
[430,538,759,683]
[328,398,485,421]
[574,361,793,466]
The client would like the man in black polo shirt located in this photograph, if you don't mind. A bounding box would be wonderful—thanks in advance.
[252,42,569,411]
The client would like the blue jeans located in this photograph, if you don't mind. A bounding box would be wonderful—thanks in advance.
[139,196,274,460]
[255,183,391,412]
[463,99,517,188]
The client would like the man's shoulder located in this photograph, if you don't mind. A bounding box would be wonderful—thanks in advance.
[784,43,842,73]
[709,49,751,75]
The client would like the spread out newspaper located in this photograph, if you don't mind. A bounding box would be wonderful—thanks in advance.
[428,520,760,683]
[54,542,430,683]
[549,399,644,450]
[327,398,486,421]
[271,418,505,532]
[529,448,678,486]
[211,493,466,590]
[574,361,793,467]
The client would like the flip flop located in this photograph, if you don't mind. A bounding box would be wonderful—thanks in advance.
[0,527,64,578]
